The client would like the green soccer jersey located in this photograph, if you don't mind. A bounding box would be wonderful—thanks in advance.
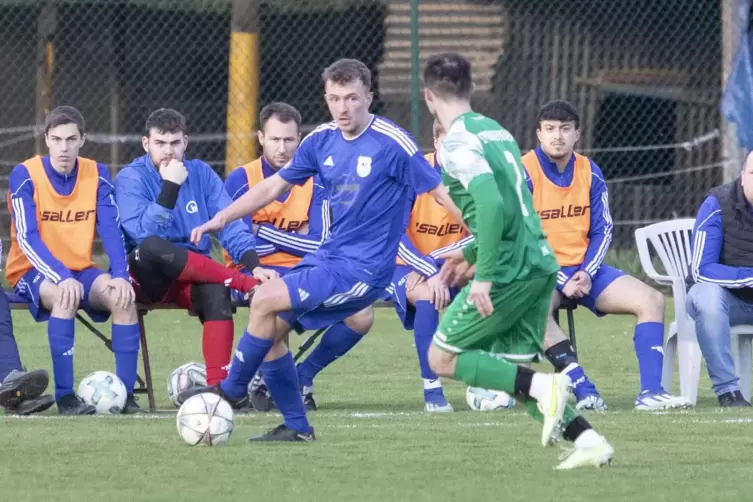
[437,111,559,284]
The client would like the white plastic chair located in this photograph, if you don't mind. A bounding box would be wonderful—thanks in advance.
[636,219,753,404]
[635,218,703,405]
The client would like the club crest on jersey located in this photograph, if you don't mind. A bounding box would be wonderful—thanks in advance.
[356,156,372,178]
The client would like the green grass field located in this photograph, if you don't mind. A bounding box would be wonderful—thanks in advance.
[2,305,752,502]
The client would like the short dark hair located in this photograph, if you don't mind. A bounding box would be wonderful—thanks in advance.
[144,108,187,136]
[321,58,371,90]
[536,100,580,130]
[423,52,473,100]
[45,106,85,136]
[259,102,302,131]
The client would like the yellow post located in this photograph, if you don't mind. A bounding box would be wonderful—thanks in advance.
[225,0,259,176]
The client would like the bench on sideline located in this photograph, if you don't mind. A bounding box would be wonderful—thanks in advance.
[6,295,578,412]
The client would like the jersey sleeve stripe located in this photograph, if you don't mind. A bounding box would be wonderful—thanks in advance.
[12,197,62,283]
[372,120,418,155]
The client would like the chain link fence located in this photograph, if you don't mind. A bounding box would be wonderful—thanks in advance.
[0,0,735,254]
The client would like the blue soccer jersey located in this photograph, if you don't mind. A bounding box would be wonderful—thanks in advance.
[278,116,441,287]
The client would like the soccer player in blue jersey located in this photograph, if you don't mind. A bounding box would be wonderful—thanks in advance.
[224,102,334,411]
[181,58,460,442]
[7,106,140,415]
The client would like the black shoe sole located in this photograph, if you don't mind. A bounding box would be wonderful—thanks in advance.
[58,404,97,416]
[0,370,49,408]
[7,395,55,416]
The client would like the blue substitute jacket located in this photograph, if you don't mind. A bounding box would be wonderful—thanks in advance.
[114,154,256,263]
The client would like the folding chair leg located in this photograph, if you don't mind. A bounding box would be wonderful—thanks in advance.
[138,312,156,412]
[566,309,577,356]
[293,328,327,363]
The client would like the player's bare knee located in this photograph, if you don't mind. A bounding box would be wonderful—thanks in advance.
[110,302,138,325]
[250,281,284,317]
[428,345,456,377]
[406,283,432,305]
[344,306,374,334]
[637,286,665,323]
[40,284,75,319]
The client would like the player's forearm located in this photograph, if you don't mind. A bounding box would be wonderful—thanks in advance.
[17,229,73,283]
[217,174,291,225]
[579,229,612,278]
[692,221,753,286]
[257,225,320,257]
[96,217,130,280]
[398,238,439,277]
[429,235,475,260]
[468,175,504,281]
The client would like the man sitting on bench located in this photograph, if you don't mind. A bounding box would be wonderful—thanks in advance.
[224,102,331,411]
[522,100,689,411]
[6,106,141,415]
[114,108,271,397]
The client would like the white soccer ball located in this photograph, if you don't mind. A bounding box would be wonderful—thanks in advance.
[167,362,207,407]
[176,393,234,446]
[77,371,128,414]
[466,386,517,411]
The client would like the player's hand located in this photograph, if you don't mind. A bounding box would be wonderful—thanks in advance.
[436,248,467,286]
[190,214,227,245]
[453,264,476,289]
[405,271,425,291]
[468,280,493,317]
[159,158,188,185]
[426,274,451,310]
[100,277,135,310]
[252,267,279,283]
[562,272,591,299]
[57,278,84,311]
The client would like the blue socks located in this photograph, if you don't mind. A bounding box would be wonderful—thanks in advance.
[221,331,273,398]
[634,322,665,392]
[262,352,311,434]
[111,324,140,394]
[414,301,439,381]
[297,322,364,388]
[48,317,75,401]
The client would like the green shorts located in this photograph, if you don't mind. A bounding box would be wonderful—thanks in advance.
[433,273,557,363]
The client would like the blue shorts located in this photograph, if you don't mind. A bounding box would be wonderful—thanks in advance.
[14,267,109,323]
[278,260,383,332]
[383,265,459,330]
[557,264,625,316]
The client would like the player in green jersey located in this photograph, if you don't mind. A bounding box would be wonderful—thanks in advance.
[422,52,614,470]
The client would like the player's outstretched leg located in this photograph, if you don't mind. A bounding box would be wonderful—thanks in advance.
[178,278,315,442]
[524,400,614,469]
[133,236,259,295]
[296,312,372,411]
[430,345,570,446]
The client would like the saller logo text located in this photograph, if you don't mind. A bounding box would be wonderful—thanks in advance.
[415,223,464,236]
[41,209,96,222]
[538,205,589,220]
